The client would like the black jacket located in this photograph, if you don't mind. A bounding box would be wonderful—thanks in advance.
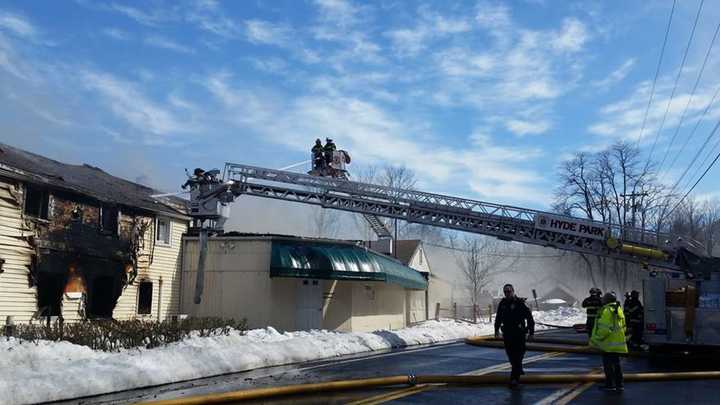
[582,295,603,318]
[624,298,644,322]
[495,297,535,336]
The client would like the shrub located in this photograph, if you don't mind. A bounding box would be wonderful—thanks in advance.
[11,317,247,352]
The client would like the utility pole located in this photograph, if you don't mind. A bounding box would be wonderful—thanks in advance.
[620,192,649,229]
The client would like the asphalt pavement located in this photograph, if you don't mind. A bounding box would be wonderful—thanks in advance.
[56,329,720,405]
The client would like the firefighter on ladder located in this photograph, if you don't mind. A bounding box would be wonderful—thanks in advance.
[311,138,325,171]
[324,138,336,167]
[582,288,602,338]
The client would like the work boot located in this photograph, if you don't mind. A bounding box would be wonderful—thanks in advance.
[598,385,616,392]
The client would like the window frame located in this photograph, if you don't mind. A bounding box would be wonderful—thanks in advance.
[155,217,172,246]
[23,184,50,220]
[137,280,153,315]
[99,205,119,236]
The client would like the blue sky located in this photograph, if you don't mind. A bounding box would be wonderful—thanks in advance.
[1,0,719,210]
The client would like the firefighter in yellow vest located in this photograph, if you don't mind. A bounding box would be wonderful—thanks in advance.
[590,292,628,392]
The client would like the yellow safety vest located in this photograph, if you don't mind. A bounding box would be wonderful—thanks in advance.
[590,303,628,354]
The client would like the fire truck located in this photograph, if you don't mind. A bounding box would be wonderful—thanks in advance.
[184,143,720,349]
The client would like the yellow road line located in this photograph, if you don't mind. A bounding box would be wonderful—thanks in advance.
[348,351,564,405]
[535,368,602,405]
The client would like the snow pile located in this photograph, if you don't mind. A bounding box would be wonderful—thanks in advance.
[533,306,586,328]
[1,308,583,404]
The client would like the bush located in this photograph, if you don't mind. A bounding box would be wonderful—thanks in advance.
[11,317,247,352]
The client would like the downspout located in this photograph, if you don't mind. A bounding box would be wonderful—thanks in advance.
[157,276,163,320]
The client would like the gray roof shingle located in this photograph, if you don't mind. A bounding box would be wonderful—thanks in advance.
[0,142,188,218]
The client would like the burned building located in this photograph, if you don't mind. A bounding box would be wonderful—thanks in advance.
[0,143,189,323]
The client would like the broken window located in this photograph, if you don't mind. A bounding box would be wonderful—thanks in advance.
[87,276,118,318]
[156,217,171,245]
[36,272,65,316]
[23,184,49,219]
[137,281,153,315]
[100,205,119,235]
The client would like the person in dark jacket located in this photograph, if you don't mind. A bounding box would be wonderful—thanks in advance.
[495,284,535,387]
[625,290,644,349]
[582,288,603,338]
[311,139,325,170]
[323,138,337,166]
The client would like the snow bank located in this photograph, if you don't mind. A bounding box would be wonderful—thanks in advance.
[1,308,585,404]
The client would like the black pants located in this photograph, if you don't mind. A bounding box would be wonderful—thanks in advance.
[629,322,643,346]
[602,353,623,388]
[504,334,527,380]
[586,319,595,338]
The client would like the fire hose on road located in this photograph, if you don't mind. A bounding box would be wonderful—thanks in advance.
[143,370,720,405]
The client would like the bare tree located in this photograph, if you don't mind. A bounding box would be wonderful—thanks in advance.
[701,199,720,255]
[311,207,340,238]
[457,236,517,310]
[352,165,447,243]
[553,141,666,294]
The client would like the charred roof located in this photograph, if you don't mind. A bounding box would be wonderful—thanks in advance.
[0,142,188,218]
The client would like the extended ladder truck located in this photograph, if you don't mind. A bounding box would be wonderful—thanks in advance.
[184,148,720,350]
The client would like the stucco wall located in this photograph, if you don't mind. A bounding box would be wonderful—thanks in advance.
[350,282,406,331]
[322,280,352,332]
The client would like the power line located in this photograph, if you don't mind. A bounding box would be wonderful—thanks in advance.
[645,0,705,169]
[666,84,720,196]
[658,17,720,176]
[634,0,677,150]
[667,119,720,218]
[680,122,720,194]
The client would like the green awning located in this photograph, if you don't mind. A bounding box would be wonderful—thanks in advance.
[270,240,428,290]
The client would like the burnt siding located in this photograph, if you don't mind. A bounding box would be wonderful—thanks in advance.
[0,179,36,324]
[0,178,188,324]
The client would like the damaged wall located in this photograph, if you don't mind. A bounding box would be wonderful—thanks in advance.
[0,176,188,325]
[0,179,36,323]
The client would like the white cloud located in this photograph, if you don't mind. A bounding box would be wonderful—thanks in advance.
[588,77,719,144]
[386,28,428,56]
[249,57,288,74]
[314,0,361,28]
[0,11,37,38]
[0,33,36,81]
[591,58,636,88]
[109,4,167,26]
[386,8,472,57]
[505,119,551,136]
[245,20,292,46]
[145,35,194,54]
[102,28,131,41]
[203,72,278,126]
[82,71,198,138]
[551,18,589,53]
[253,94,547,202]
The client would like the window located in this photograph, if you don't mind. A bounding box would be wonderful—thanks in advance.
[137,281,153,315]
[156,217,171,245]
[24,185,49,219]
[100,205,118,235]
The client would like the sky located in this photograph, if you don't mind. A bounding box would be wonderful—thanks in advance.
[1,0,720,211]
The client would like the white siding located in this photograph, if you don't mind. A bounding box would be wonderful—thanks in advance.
[0,180,36,325]
[114,217,187,321]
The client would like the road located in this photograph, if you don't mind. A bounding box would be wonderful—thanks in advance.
[57,329,720,405]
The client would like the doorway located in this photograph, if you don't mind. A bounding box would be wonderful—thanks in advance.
[296,279,323,330]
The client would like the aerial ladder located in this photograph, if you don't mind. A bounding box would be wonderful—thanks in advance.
[184,148,719,348]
